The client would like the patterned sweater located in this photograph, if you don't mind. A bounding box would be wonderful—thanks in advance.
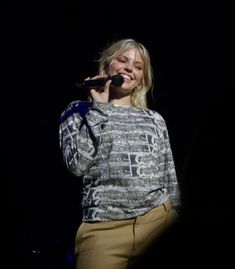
[59,101,181,221]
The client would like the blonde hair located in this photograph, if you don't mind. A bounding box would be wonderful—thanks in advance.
[98,38,154,109]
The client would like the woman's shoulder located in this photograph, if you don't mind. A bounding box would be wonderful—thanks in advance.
[143,107,166,122]
[65,100,92,111]
[60,100,92,123]
[69,100,92,107]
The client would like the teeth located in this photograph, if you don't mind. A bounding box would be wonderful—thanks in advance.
[121,74,131,80]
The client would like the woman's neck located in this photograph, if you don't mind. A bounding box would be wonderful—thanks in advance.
[109,95,131,106]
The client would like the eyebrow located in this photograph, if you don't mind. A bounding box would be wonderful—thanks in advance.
[117,55,144,65]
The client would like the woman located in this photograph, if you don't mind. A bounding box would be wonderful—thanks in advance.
[59,38,181,269]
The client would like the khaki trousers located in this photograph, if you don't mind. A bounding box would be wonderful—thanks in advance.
[75,200,177,269]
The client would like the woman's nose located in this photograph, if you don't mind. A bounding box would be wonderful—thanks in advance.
[124,63,133,72]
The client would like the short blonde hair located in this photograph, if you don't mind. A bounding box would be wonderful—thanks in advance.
[98,38,154,109]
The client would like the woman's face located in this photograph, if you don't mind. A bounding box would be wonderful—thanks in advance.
[108,47,144,95]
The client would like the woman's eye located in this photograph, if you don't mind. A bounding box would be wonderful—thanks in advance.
[118,59,126,63]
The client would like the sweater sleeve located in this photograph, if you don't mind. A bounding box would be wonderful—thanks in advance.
[153,113,181,212]
[162,126,181,211]
[59,100,108,177]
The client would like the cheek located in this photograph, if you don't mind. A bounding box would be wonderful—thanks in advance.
[108,62,120,74]
[135,72,143,83]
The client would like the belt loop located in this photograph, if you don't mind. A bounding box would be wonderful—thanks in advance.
[162,199,171,211]
[162,202,167,211]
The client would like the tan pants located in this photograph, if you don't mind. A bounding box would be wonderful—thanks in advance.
[75,200,177,269]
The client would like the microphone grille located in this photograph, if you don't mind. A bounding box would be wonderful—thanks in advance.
[111,75,124,87]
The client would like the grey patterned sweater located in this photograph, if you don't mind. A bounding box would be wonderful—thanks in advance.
[59,101,181,222]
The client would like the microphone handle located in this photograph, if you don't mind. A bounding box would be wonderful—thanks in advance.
[76,75,124,89]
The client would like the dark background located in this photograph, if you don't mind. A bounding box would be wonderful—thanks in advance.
[2,2,234,268]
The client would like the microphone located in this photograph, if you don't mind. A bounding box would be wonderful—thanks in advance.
[76,74,124,89]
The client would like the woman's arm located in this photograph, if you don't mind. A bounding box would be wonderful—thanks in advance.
[59,100,107,177]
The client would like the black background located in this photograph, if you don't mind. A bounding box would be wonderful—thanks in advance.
[2,1,234,268]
